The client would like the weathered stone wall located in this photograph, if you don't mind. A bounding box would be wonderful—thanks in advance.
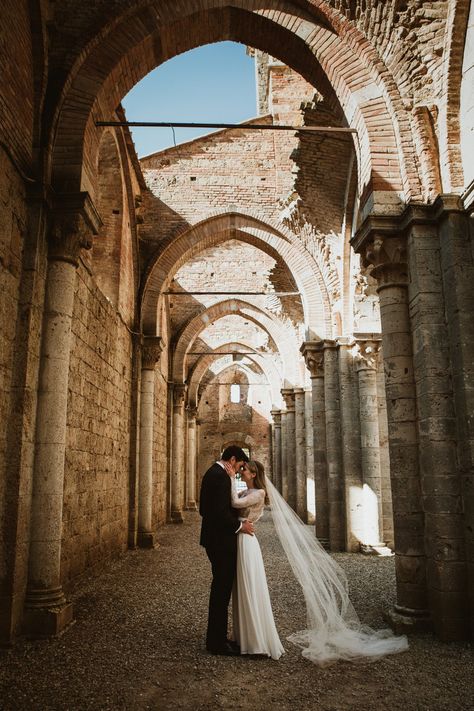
[197,365,272,478]
[0,146,46,639]
[62,263,133,582]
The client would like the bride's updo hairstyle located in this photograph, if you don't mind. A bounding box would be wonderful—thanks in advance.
[248,460,269,504]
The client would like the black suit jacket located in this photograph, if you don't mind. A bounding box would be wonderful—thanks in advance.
[199,462,239,552]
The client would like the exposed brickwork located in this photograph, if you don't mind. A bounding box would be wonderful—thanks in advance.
[197,363,272,476]
[0,1,473,644]
[62,264,133,582]
[0,0,34,170]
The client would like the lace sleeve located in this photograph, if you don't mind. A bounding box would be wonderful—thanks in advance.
[230,480,264,508]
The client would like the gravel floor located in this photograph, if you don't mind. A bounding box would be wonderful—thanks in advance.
[1,510,473,711]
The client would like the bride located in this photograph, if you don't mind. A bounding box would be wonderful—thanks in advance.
[227,459,408,666]
[229,460,284,660]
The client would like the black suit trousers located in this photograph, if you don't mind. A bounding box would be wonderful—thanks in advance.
[205,545,237,649]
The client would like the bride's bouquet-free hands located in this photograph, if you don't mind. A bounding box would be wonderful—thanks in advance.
[223,460,236,477]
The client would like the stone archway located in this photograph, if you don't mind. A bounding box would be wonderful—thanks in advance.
[47,1,421,215]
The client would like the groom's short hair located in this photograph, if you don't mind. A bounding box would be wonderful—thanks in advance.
[221,445,249,462]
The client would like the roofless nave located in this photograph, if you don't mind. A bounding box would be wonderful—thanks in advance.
[1,0,474,649]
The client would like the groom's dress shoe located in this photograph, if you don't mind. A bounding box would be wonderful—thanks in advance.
[207,641,240,656]
[227,639,240,652]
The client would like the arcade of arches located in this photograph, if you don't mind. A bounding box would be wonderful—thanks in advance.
[1,0,474,648]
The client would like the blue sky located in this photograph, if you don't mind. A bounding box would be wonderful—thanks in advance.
[122,42,258,158]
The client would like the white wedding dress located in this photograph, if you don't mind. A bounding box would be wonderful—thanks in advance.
[230,481,284,660]
[265,476,409,665]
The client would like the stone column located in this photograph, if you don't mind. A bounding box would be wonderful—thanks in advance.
[337,338,364,552]
[171,383,187,523]
[407,200,468,640]
[137,337,163,548]
[270,409,282,491]
[355,338,384,550]
[377,352,394,549]
[323,341,345,551]
[304,389,315,524]
[353,220,429,631]
[301,342,329,548]
[437,195,474,638]
[281,389,296,510]
[185,407,198,510]
[24,196,100,636]
[294,388,307,521]
[280,409,288,498]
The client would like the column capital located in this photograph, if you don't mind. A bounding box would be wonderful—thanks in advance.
[354,336,381,371]
[300,340,325,378]
[293,386,306,396]
[173,383,187,407]
[281,388,295,411]
[48,192,102,266]
[270,409,282,426]
[186,405,198,420]
[141,336,163,370]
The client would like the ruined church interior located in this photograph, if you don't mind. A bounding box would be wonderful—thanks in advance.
[1,0,474,708]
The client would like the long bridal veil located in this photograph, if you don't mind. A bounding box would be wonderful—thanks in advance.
[265,476,408,665]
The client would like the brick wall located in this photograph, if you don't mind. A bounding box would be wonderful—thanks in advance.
[62,263,133,582]
[0,0,34,169]
[197,364,272,478]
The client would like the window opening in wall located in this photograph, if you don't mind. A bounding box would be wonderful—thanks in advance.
[230,383,240,403]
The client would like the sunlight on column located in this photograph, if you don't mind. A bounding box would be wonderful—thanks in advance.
[307,477,316,518]
[362,483,380,545]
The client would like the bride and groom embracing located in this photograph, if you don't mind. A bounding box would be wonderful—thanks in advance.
[199,445,409,665]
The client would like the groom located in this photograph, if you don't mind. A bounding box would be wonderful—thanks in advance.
[199,445,254,655]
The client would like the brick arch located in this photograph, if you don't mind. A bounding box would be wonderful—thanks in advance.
[187,342,283,408]
[141,210,332,336]
[220,432,257,451]
[49,1,420,209]
[172,299,300,384]
[437,0,471,192]
[89,129,124,307]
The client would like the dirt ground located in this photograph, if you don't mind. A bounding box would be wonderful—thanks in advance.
[1,512,473,711]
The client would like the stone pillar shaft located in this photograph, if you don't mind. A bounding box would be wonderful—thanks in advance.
[301,342,329,548]
[294,388,307,521]
[137,336,162,548]
[324,342,345,551]
[304,390,315,524]
[25,196,101,637]
[337,339,364,552]
[367,231,428,626]
[408,205,468,640]
[186,410,197,510]
[280,411,288,500]
[26,258,76,626]
[438,197,474,638]
[270,410,282,492]
[138,369,155,537]
[171,384,186,523]
[281,389,296,510]
[356,339,383,548]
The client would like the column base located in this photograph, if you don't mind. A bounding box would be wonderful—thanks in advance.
[318,537,330,550]
[360,543,394,556]
[383,605,432,634]
[23,602,74,638]
[185,501,198,511]
[170,509,184,524]
[137,531,159,549]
